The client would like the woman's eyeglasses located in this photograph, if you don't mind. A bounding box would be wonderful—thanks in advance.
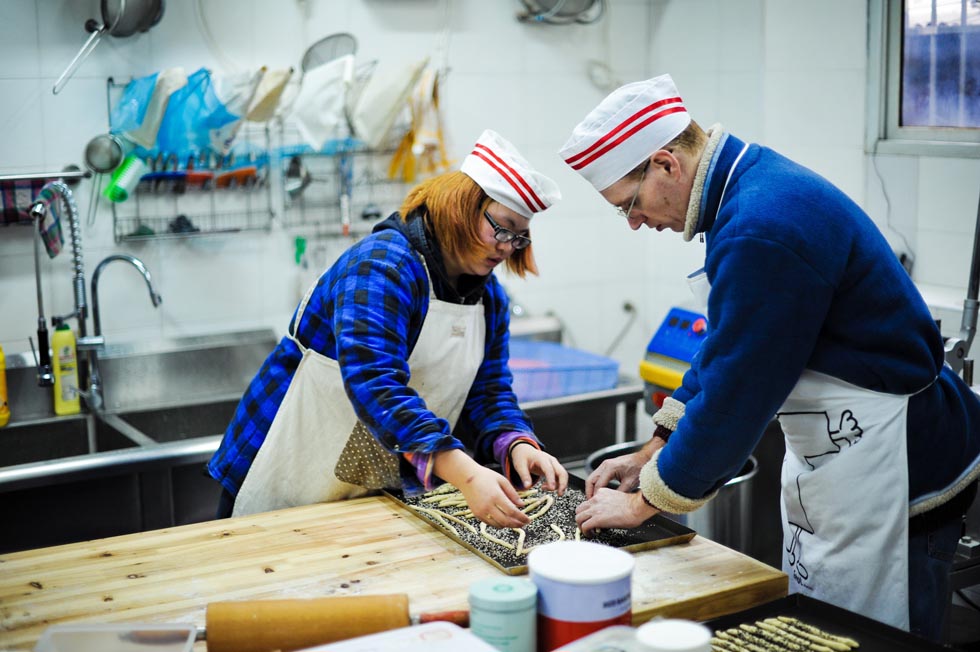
[484,211,531,250]
[614,160,649,220]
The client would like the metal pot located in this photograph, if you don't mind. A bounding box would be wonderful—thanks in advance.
[53,0,166,94]
[585,441,758,555]
[96,0,165,37]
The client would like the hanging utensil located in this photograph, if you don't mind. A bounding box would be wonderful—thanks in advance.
[83,133,125,226]
[284,156,312,200]
[301,32,357,74]
[53,0,166,95]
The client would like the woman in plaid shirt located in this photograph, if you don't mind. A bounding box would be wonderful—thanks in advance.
[209,130,568,526]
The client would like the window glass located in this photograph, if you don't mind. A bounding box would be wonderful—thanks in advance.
[902,0,980,129]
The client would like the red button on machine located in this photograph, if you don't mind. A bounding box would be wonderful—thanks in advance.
[691,317,707,334]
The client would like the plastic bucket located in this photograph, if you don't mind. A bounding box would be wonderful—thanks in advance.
[585,442,758,554]
[528,540,634,651]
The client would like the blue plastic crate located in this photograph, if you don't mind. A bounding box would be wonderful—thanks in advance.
[508,340,620,402]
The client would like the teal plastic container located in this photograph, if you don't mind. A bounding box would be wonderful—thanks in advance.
[469,577,537,652]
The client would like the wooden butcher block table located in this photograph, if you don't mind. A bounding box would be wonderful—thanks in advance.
[0,495,787,652]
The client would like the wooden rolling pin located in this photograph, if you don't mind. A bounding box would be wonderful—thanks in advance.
[204,594,469,652]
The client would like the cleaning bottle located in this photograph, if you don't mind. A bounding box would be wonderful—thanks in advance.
[52,321,81,415]
[0,343,9,427]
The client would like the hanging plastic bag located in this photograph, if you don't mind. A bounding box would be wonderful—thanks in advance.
[209,68,266,155]
[156,68,240,160]
[111,68,188,152]
[109,72,159,134]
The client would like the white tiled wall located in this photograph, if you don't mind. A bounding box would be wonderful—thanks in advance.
[2,0,979,376]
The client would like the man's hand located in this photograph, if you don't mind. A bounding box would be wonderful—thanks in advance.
[510,443,569,495]
[585,435,665,498]
[574,487,659,534]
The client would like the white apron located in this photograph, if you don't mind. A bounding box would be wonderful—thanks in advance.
[685,141,911,629]
[233,260,486,516]
[777,370,911,630]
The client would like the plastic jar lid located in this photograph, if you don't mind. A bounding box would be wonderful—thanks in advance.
[527,540,635,584]
[635,619,713,652]
[469,577,538,611]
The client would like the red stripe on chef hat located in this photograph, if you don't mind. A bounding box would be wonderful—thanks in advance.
[564,97,686,170]
[472,144,547,214]
[559,75,691,191]
[460,130,561,219]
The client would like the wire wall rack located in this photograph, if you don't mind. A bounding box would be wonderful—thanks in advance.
[278,138,410,238]
[110,124,275,243]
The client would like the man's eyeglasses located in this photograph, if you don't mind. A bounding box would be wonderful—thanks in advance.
[614,160,649,220]
[484,211,531,250]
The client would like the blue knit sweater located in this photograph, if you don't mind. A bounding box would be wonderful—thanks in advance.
[662,134,980,511]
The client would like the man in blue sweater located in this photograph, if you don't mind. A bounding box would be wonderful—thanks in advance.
[562,74,980,641]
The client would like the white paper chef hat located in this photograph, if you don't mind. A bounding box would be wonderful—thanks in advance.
[461,130,561,219]
[559,74,691,191]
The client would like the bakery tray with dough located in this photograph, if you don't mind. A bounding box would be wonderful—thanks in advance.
[383,474,696,574]
[704,594,948,651]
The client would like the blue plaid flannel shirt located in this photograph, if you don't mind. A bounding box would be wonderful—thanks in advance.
[208,219,536,496]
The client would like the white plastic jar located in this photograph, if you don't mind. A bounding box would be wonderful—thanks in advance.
[528,540,635,651]
[635,619,713,652]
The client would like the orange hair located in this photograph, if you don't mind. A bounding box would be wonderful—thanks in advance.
[399,171,537,278]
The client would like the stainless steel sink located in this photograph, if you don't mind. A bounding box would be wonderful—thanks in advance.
[112,399,239,443]
[0,414,138,467]
[0,330,276,552]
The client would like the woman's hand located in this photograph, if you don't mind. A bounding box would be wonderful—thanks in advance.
[433,449,530,529]
[575,487,658,534]
[584,435,665,499]
[510,443,569,495]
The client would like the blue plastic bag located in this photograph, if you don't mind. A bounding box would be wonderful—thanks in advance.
[156,68,240,159]
[109,72,159,135]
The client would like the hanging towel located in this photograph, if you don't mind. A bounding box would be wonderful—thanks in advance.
[0,179,46,225]
[389,66,451,182]
[246,67,293,122]
[287,54,355,151]
[30,184,67,259]
[350,57,428,150]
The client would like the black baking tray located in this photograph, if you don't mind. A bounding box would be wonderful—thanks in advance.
[383,474,696,575]
[703,593,950,651]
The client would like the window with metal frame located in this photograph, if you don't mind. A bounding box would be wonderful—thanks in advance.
[867,0,980,157]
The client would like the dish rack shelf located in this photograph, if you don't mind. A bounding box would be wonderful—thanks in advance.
[110,126,275,243]
[279,143,410,236]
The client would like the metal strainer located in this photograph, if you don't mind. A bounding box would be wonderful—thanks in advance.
[83,134,126,225]
[301,32,357,73]
[85,134,125,173]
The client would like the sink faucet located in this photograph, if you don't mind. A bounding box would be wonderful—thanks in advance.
[77,254,163,411]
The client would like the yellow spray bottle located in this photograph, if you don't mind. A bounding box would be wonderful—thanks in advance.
[52,322,81,416]
[0,343,9,427]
